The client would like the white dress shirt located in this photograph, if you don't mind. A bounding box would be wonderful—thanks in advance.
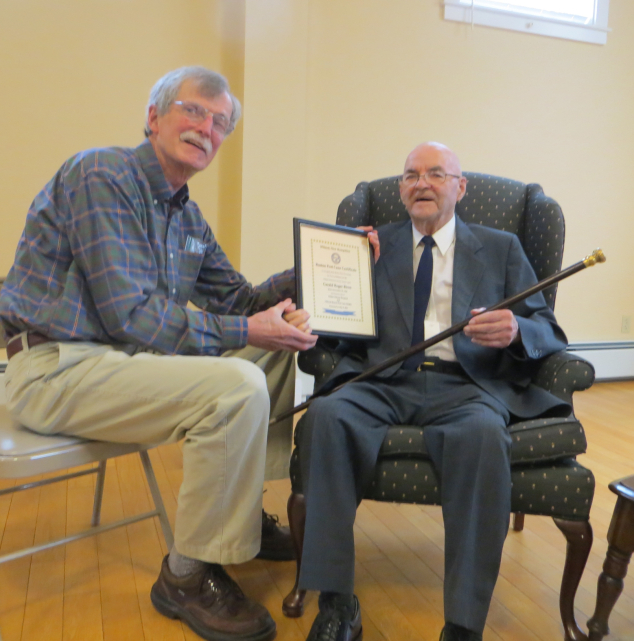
[412,214,457,362]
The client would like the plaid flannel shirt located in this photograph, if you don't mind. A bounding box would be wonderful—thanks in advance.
[0,140,295,355]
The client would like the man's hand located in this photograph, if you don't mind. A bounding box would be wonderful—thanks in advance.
[283,302,312,333]
[357,226,380,262]
[247,299,318,352]
[463,308,520,348]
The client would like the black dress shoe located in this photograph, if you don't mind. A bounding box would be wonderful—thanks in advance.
[255,510,296,561]
[440,622,483,641]
[306,593,362,641]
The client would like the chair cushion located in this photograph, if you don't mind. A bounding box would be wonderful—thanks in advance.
[511,459,594,519]
[378,414,586,464]
[290,447,593,521]
[508,416,586,463]
[364,457,593,520]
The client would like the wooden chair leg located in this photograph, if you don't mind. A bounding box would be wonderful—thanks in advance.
[553,518,593,641]
[282,492,307,617]
[587,496,634,641]
[512,512,525,532]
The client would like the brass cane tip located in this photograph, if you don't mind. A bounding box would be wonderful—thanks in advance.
[584,249,606,267]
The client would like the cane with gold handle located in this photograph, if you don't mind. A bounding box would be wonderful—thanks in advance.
[269,249,606,426]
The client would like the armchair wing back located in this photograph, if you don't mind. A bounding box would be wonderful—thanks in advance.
[336,172,564,309]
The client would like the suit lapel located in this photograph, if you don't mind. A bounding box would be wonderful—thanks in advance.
[452,217,486,324]
[380,221,415,335]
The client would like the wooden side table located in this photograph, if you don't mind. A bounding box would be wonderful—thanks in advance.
[587,474,634,640]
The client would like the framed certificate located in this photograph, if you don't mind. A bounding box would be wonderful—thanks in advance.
[294,218,378,339]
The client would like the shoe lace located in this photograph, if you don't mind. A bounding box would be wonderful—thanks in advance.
[310,595,356,641]
[311,609,348,641]
[262,509,281,530]
[201,564,247,614]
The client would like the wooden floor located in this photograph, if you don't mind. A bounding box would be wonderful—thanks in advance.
[1,381,634,641]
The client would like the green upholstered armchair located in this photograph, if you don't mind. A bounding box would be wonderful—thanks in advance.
[283,172,595,641]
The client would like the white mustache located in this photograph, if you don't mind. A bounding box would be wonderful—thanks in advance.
[180,131,213,155]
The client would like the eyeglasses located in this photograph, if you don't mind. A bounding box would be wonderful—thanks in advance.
[399,170,461,188]
[173,101,230,136]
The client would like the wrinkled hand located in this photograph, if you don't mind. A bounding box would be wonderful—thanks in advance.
[357,226,380,262]
[247,299,318,352]
[283,302,312,333]
[463,308,519,348]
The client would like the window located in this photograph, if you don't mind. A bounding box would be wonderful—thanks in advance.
[443,0,610,45]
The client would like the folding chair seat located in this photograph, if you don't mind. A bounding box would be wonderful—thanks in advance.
[0,403,173,567]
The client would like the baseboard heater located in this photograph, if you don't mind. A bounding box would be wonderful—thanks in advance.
[567,342,634,381]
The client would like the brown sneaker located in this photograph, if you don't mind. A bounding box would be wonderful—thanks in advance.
[150,555,276,641]
[256,510,296,562]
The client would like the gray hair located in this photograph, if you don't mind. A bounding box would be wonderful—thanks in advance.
[144,66,242,137]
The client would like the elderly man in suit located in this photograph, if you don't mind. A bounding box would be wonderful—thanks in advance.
[296,142,569,641]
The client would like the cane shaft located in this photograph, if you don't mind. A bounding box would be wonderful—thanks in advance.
[269,249,605,425]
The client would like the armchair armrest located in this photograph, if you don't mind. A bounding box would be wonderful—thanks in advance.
[532,351,595,404]
[297,338,347,391]
[300,345,595,406]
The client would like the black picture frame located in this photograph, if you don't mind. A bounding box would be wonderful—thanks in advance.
[293,218,378,340]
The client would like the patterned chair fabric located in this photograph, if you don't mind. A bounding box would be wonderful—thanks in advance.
[336,173,564,308]
[284,172,595,640]
[295,172,594,520]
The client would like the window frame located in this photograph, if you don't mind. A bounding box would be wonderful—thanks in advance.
[443,0,611,45]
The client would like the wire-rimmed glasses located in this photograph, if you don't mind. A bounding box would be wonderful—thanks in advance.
[174,100,230,136]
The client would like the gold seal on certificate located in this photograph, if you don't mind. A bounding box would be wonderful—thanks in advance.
[294,218,378,339]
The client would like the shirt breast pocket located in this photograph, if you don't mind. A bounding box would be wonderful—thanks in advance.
[177,250,205,305]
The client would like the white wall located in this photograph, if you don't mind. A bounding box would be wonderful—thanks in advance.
[2,0,632,347]
[240,0,634,344]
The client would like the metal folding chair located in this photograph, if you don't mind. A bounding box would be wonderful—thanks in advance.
[0,403,173,561]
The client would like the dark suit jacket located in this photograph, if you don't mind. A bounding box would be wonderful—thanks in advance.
[326,216,569,419]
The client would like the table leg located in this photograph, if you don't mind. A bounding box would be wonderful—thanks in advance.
[587,496,634,641]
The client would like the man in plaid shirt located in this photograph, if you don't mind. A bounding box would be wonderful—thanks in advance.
[0,66,317,641]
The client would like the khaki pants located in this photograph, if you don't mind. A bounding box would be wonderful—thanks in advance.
[4,337,295,565]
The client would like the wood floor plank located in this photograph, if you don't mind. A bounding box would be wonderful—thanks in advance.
[485,597,542,641]
[0,479,16,547]
[96,458,145,641]
[362,556,444,641]
[502,526,634,636]
[490,572,564,641]
[63,467,103,641]
[362,499,558,641]
[0,474,41,641]
[231,559,306,641]
[21,472,68,641]
[117,452,186,641]
[355,562,428,641]
[2,381,634,640]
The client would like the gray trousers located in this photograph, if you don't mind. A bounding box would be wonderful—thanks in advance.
[296,369,512,634]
